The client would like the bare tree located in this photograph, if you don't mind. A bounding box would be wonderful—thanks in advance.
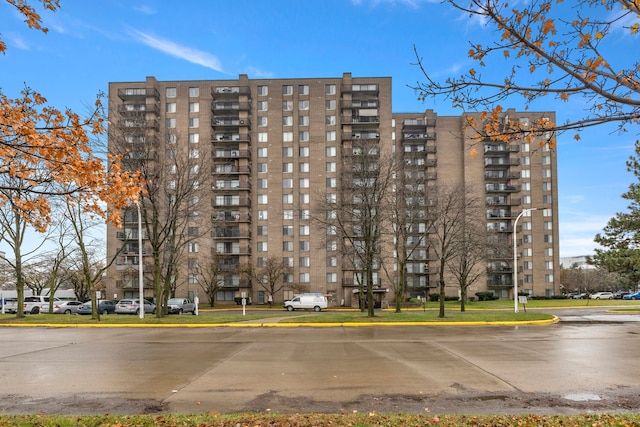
[314,140,394,316]
[411,1,640,145]
[445,194,487,312]
[424,184,472,318]
[111,124,211,316]
[243,257,298,307]
[196,257,229,308]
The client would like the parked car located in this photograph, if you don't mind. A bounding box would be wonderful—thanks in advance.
[41,300,83,314]
[115,299,156,315]
[167,298,196,315]
[77,300,117,315]
[590,292,614,300]
[284,293,328,312]
[623,291,640,300]
[23,295,60,314]
[614,291,630,299]
[570,292,588,299]
[1,298,18,313]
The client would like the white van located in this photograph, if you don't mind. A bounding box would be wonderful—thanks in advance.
[283,294,328,312]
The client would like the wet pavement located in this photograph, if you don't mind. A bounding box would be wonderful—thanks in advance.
[0,316,638,415]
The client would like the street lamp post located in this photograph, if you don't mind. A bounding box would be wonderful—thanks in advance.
[137,201,144,320]
[513,207,538,313]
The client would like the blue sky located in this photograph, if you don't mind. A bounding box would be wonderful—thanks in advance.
[1,0,637,258]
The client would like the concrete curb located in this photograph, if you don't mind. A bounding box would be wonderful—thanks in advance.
[0,315,559,328]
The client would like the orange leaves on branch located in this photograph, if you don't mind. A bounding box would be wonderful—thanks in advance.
[2,0,61,53]
[0,88,143,231]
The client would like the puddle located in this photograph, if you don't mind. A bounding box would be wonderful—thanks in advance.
[563,393,602,401]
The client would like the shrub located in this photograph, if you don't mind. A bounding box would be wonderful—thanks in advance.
[475,291,498,301]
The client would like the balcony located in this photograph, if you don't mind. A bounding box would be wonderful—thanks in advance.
[212,86,251,97]
[213,165,251,175]
[485,171,521,180]
[117,103,160,116]
[117,119,160,131]
[212,117,251,127]
[117,87,160,101]
[213,149,250,159]
[342,132,380,141]
[212,101,251,111]
[403,132,436,141]
[212,212,251,222]
[342,116,380,125]
[214,197,251,207]
[484,157,520,167]
[402,118,436,129]
[486,184,520,193]
[212,133,251,143]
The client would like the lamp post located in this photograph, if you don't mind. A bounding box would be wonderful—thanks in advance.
[513,207,538,313]
[137,201,144,320]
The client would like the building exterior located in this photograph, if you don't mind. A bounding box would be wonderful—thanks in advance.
[106,73,559,306]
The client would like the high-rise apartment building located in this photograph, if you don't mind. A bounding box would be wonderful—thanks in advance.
[106,73,559,307]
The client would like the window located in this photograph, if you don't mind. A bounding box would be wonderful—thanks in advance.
[300,209,310,220]
[257,226,267,236]
[189,87,199,97]
[522,182,531,191]
[523,248,532,256]
[544,234,553,243]
[326,193,337,203]
[283,132,293,142]
[283,100,293,111]
[544,221,553,230]
[299,178,310,188]
[326,240,337,251]
[189,148,199,159]
[257,163,267,173]
[545,274,554,283]
[523,261,533,270]
[282,178,293,188]
[257,85,268,96]
[326,115,336,125]
[283,257,293,267]
[282,194,293,204]
[188,133,199,143]
[542,155,551,165]
[545,261,554,269]
[282,163,293,173]
[298,100,309,110]
[543,195,552,204]
[257,194,268,204]
[325,99,336,110]
[299,131,309,142]
[166,102,176,113]
[258,116,268,126]
[298,115,309,126]
[521,143,530,152]
[166,134,177,144]
[283,210,294,220]
[326,131,336,141]
[522,221,532,231]
[299,273,310,283]
[257,101,268,111]
[521,169,530,178]
[257,147,268,157]
[282,85,293,95]
[326,178,336,188]
[257,178,268,189]
[326,272,337,283]
[299,257,310,267]
[188,274,199,285]
[282,116,293,126]
[326,146,336,157]
[166,87,176,98]
[521,156,530,165]
[188,242,199,253]
[257,257,267,268]
[543,182,552,191]
[524,274,533,283]
[522,195,531,204]
[523,234,533,243]
[283,225,294,236]
[283,241,293,251]
[325,84,336,95]
[189,102,199,113]
[299,162,309,173]
[299,241,310,251]
[326,162,336,172]
[327,256,338,267]
[257,242,268,252]
[189,117,199,128]
[283,147,293,157]
[327,225,337,235]
[543,168,552,178]
[299,147,309,157]
[298,84,309,95]
[299,193,309,204]
[299,225,310,235]
[165,118,176,128]
[543,208,552,217]
[258,210,268,220]
[545,247,553,256]
[258,132,268,142]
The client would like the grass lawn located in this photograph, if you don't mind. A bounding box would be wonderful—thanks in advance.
[0,412,638,426]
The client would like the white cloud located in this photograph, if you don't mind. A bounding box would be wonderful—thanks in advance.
[352,0,439,8]
[7,33,30,50]
[134,5,157,15]
[129,29,224,73]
